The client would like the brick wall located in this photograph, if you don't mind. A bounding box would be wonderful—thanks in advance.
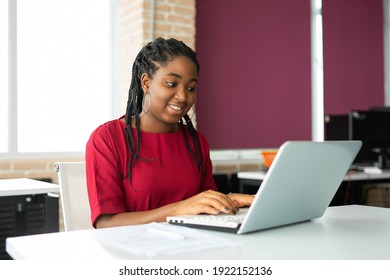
[153,0,196,47]
[0,158,84,183]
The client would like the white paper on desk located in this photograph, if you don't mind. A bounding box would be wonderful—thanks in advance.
[94,222,238,257]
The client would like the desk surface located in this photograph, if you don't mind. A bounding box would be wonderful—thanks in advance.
[0,178,60,197]
[237,169,390,182]
[6,205,390,260]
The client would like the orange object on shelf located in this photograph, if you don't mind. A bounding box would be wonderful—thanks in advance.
[261,150,278,168]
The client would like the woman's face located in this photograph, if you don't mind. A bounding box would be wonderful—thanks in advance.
[140,56,198,133]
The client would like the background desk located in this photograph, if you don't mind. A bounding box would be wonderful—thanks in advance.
[237,170,390,205]
[0,178,60,259]
[6,205,390,260]
[0,178,59,196]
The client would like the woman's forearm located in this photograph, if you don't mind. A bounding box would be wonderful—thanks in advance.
[95,202,180,228]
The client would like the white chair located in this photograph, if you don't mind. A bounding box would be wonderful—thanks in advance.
[54,162,93,231]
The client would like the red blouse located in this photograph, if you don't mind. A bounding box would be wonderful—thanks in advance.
[85,118,217,226]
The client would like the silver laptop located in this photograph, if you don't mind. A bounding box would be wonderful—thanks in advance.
[167,141,362,234]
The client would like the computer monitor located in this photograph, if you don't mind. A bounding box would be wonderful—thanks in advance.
[349,110,390,167]
[324,114,349,141]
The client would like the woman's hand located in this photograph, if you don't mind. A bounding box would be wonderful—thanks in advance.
[95,191,256,228]
[227,193,254,208]
[174,190,239,216]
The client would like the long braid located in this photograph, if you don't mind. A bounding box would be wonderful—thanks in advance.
[124,37,204,184]
[124,61,142,179]
[182,114,204,176]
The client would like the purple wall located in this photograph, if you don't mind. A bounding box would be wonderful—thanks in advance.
[323,0,384,115]
[195,0,312,149]
[195,0,385,149]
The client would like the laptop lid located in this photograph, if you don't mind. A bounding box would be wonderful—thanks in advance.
[167,141,362,234]
[237,140,361,234]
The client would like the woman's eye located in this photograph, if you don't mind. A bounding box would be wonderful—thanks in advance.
[188,87,196,92]
[166,82,176,87]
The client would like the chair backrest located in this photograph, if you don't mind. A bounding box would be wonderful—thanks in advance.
[55,162,93,231]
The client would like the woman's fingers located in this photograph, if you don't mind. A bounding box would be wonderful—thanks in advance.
[178,190,239,215]
[228,193,254,208]
[200,190,239,214]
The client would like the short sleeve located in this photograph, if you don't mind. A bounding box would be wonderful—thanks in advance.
[85,122,127,227]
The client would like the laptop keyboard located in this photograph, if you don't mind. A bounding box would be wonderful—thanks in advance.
[194,211,246,223]
[167,208,250,230]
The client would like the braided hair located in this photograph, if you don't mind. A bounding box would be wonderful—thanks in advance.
[124,37,204,182]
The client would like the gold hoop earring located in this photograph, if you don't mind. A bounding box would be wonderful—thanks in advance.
[142,92,151,114]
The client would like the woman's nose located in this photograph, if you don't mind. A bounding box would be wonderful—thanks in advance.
[174,87,187,101]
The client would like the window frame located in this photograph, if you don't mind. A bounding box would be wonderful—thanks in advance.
[311,0,324,142]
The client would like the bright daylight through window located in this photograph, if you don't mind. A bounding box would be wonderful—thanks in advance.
[3,0,113,155]
[0,1,8,153]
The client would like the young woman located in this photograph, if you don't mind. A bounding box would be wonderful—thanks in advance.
[86,37,253,228]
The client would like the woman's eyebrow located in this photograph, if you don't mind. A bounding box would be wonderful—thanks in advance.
[165,72,198,83]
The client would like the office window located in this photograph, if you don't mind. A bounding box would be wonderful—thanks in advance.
[2,0,113,155]
[0,0,8,153]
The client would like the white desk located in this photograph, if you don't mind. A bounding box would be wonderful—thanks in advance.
[0,178,60,259]
[0,178,60,196]
[237,169,390,182]
[6,205,390,260]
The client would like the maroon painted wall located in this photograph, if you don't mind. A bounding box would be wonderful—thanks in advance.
[195,0,312,149]
[195,0,384,149]
[323,0,384,115]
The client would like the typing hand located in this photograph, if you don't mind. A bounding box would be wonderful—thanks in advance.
[227,193,254,208]
[175,190,239,216]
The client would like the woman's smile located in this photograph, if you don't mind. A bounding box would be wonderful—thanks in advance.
[167,103,186,114]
